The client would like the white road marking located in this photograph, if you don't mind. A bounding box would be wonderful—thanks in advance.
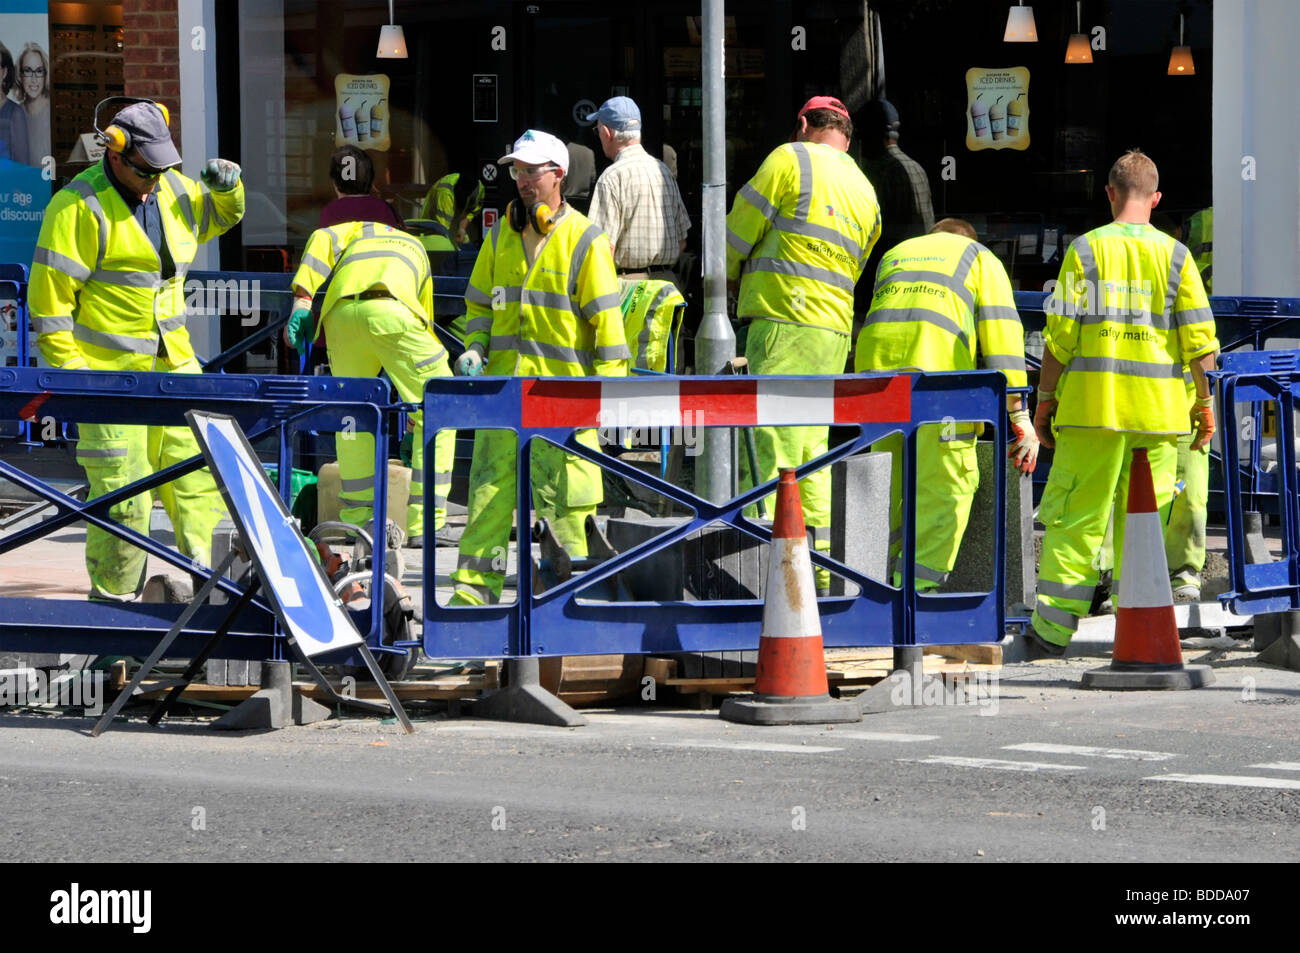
[1147,773,1300,790]
[1004,742,1178,761]
[654,741,842,754]
[901,755,1085,773]
[1248,762,1300,772]
[834,731,940,743]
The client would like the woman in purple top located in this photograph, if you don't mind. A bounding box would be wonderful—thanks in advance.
[319,145,404,228]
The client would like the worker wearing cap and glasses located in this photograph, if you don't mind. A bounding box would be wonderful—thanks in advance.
[449,129,629,606]
[28,99,244,601]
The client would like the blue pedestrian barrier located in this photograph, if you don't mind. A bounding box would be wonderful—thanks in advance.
[1212,351,1300,617]
[421,370,1009,660]
[0,367,398,662]
[0,264,31,443]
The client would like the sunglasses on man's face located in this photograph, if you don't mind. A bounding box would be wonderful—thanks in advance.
[120,153,165,180]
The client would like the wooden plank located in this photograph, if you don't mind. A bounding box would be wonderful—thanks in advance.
[824,645,1003,665]
[666,653,1000,696]
[127,676,496,703]
[925,644,1003,665]
[643,657,678,684]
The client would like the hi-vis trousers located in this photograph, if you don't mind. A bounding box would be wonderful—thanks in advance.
[1032,429,1178,646]
[77,358,226,600]
[742,318,850,591]
[324,297,455,540]
[449,429,603,605]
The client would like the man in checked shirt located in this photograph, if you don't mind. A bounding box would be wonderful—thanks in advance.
[585,96,691,289]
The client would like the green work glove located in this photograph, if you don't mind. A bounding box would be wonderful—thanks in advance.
[201,158,242,192]
[456,350,484,376]
[399,432,414,468]
[285,307,313,351]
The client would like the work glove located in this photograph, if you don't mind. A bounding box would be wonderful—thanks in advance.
[201,158,242,192]
[1032,389,1057,450]
[284,307,313,351]
[456,350,483,377]
[1007,408,1041,474]
[1191,394,1215,451]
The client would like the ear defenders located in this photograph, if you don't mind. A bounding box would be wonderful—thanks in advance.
[93,96,171,153]
[507,199,555,236]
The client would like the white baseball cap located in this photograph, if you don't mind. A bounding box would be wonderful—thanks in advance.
[498,129,569,174]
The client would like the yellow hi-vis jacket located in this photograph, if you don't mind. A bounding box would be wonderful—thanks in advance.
[725,141,881,336]
[30,163,244,369]
[854,232,1027,390]
[292,222,434,341]
[462,211,629,377]
[419,172,485,231]
[1046,221,1218,434]
[620,278,685,372]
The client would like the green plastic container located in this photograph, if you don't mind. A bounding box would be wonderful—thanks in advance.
[262,465,317,507]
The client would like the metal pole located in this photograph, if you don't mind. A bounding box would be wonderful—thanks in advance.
[695,0,736,505]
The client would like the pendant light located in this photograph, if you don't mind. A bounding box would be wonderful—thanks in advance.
[1064,1,1092,64]
[377,0,408,59]
[1003,1,1038,42]
[1167,13,1195,75]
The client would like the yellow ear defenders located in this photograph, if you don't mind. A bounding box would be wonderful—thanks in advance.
[507,199,555,235]
[93,96,171,153]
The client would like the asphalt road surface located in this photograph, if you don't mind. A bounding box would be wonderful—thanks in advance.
[0,652,1296,864]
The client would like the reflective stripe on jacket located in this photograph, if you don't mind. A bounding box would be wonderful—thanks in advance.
[620,278,685,372]
[293,222,434,339]
[1046,221,1218,434]
[30,162,244,369]
[463,211,629,378]
[419,172,484,231]
[725,141,881,336]
[855,232,1027,389]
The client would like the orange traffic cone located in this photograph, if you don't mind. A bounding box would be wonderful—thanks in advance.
[1081,448,1214,690]
[720,468,861,725]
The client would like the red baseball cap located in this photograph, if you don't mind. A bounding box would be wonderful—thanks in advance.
[797,96,851,120]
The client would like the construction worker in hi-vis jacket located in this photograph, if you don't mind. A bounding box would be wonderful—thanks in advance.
[449,129,629,606]
[1028,150,1218,659]
[726,95,881,593]
[288,220,456,547]
[29,98,242,600]
[855,218,1037,591]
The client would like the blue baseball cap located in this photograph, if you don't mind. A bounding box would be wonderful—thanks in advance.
[585,96,641,132]
[112,101,182,170]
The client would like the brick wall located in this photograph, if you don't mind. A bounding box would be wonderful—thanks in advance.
[122,0,182,146]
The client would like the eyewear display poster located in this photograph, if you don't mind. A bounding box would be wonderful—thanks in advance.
[334,73,391,151]
[965,67,1030,152]
[0,0,53,272]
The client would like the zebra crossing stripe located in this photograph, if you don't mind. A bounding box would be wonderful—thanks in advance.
[901,755,1086,773]
[1004,742,1178,761]
[1146,773,1300,790]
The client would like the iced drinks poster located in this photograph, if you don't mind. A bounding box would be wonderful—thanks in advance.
[335,74,391,152]
[965,67,1029,152]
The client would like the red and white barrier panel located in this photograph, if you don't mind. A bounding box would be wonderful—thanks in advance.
[521,376,912,430]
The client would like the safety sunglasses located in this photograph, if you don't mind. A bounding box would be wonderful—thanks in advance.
[121,153,166,180]
[509,163,558,181]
